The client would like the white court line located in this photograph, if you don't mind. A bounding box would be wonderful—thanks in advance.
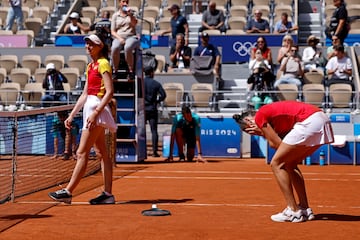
[113,175,360,182]
[113,169,360,176]
[14,201,360,210]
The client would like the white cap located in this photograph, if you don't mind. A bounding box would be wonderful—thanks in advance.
[69,12,79,19]
[46,63,55,70]
[84,34,104,47]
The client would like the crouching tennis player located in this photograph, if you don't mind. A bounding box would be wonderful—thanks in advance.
[233,101,334,222]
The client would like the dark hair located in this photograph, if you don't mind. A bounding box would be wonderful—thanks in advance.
[256,36,268,51]
[181,105,191,114]
[233,110,257,131]
[334,44,345,52]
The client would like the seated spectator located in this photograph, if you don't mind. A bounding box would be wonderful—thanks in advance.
[41,63,68,107]
[302,35,327,72]
[160,4,189,46]
[246,9,270,34]
[250,36,273,67]
[198,1,226,34]
[111,0,139,79]
[325,44,353,88]
[168,33,192,71]
[277,34,294,64]
[63,12,89,34]
[327,35,343,60]
[274,45,304,90]
[248,49,275,91]
[273,12,298,34]
[193,32,221,78]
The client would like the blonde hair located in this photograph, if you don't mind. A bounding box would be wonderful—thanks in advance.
[282,34,293,47]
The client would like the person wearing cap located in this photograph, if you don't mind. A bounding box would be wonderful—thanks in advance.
[193,32,221,78]
[48,34,117,205]
[302,35,326,72]
[144,66,166,157]
[5,0,26,31]
[111,0,139,79]
[273,12,298,34]
[41,63,68,107]
[165,106,206,163]
[63,12,89,34]
[246,9,270,34]
[198,1,226,34]
[160,4,189,46]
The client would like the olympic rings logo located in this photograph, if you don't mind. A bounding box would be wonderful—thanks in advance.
[232,41,256,57]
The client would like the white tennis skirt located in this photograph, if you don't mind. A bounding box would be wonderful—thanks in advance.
[283,111,334,147]
[82,95,117,133]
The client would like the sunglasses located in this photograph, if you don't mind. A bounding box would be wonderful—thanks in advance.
[257,41,264,43]
[332,38,339,41]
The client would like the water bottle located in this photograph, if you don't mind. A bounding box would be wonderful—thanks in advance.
[319,150,326,166]
[178,56,184,69]
[305,156,311,165]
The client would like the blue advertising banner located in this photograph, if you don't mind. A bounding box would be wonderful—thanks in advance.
[202,34,298,63]
[329,114,351,123]
[325,34,360,47]
[200,115,241,157]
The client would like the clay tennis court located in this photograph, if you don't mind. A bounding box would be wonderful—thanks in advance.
[0,157,360,240]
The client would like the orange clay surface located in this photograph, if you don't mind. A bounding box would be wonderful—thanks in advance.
[1,157,360,240]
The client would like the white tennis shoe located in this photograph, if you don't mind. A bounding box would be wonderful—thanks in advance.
[271,207,306,223]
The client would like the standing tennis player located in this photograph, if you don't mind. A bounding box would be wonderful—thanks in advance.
[48,34,117,204]
[233,101,334,222]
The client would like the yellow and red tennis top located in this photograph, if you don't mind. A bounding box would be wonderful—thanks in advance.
[86,57,112,98]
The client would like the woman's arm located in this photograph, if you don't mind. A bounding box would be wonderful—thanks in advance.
[261,124,282,149]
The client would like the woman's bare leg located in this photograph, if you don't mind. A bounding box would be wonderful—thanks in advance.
[66,127,102,193]
[94,130,113,194]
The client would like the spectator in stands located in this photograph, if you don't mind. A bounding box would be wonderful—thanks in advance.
[327,35,342,60]
[273,12,298,34]
[327,0,349,45]
[168,33,192,71]
[193,32,221,79]
[48,34,117,205]
[111,0,139,80]
[277,34,294,64]
[248,49,274,91]
[165,105,206,163]
[274,45,304,90]
[302,35,326,72]
[5,0,25,31]
[250,36,273,67]
[41,63,68,107]
[89,10,112,49]
[160,4,189,46]
[198,1,226,34]
[144,66,167,157]
[63,12,89,34]
[246,9,270,34]
[325,44,353,88]
[192,0,203,14]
